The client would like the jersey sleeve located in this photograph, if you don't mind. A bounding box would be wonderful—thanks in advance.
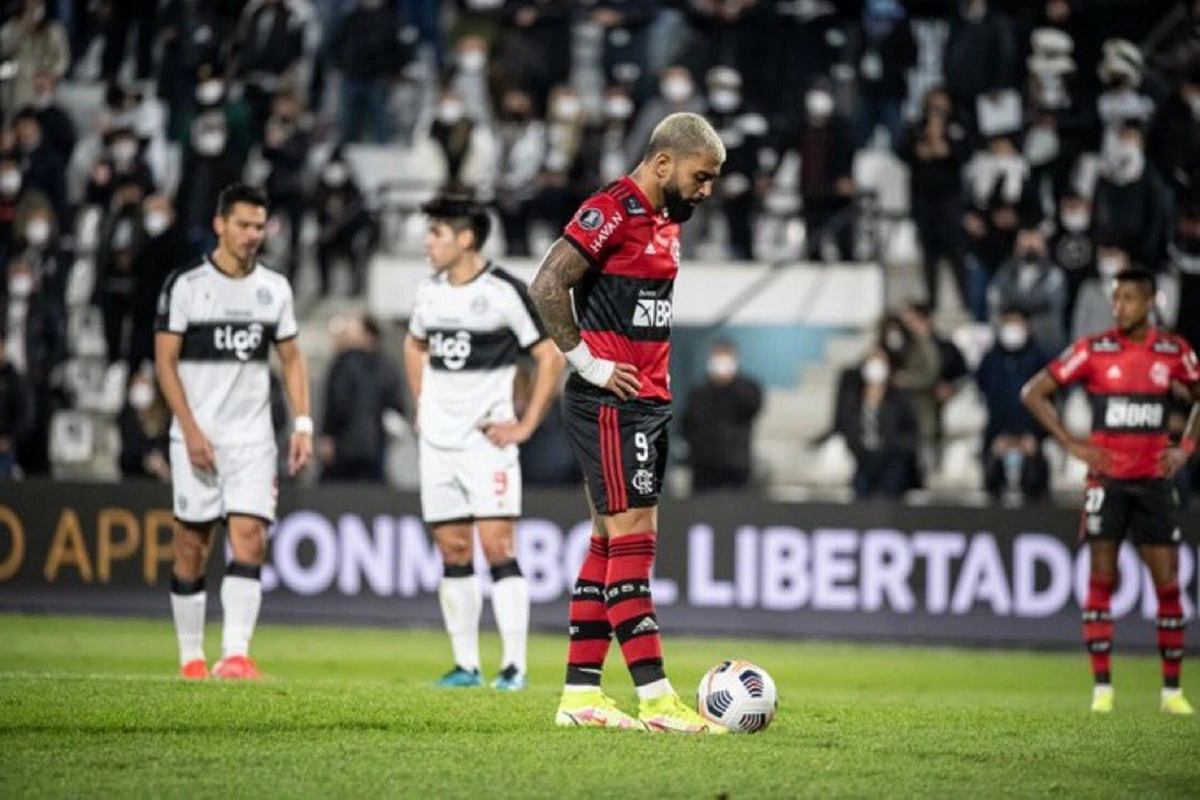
[562,192,627,268]
[275,282,299,341]
[1047,338,1093,385]
[1176,340,1200,385]
[505,279,548,350]
[154,271,189,334]
[407,283,428,341]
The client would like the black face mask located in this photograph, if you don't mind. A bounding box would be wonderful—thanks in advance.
[664,183,695,222]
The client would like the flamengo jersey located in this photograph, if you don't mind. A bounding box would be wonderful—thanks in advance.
[155,257,298,446]
[408,263,546,450]
[1049,327,1200,480]
[563,177,679,402]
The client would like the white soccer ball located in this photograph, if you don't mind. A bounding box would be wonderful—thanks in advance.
[696,660,778,733]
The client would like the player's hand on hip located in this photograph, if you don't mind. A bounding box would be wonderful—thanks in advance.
[1067,438,1111,474]
[1159,446,1189,479]
[481,420,529,447]
[605,362,641,401]
[289,432,312,476]
[184,427,215,472]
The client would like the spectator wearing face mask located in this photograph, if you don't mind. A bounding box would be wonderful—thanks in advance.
[624,64,706,167]
[774,81,856,262]
[0,0,70,111]
[704,66,767,261]
[1092,121,1170,269]
[0,151,50,266]
[332,0,412,144]
[429,87,494,191]
[29,74,77,165]
[1049,190,1095,319]
[1169,201,1200,353]
[975,308,1050,501]
[262,91,311,280]
[12,203,68,314]
[3,256,66,475]
[589,0,659,101]
[1147,67,1200,201]
[987,224,1068,356]
[130,195,194,369]
[101,127,156,197]
[585,85,637,187]
[674,0,763,89]
[117,370,171,481]
[851,0,916,151]
[494,85,547,258]
[176,68,254,252]
[0,330,35,480]
[230,0,309,139]
[901,88,969,311]
[12,108,69,229]
[1095,39,1154,137]
[834,347,919,500]
[942,0,1019,129]
[681,340,763,492]
[1071,238,1131,342]
[314,153,377,297]
[93,178,149,365]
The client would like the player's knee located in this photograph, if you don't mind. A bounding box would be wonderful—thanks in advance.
[481,538,514,565]
[227,519,268,564]
[438,540,472,566]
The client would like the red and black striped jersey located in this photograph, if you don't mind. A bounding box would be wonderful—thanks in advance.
[562,177,680,403]
[1049,327,1200,480]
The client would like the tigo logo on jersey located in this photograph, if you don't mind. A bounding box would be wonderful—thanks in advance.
[633,298,672,328]
[429,331,473,370]
[1104,398,1163,429]
[214,323,264,361]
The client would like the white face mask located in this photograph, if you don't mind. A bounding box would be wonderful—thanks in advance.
[1097,254,1125,279]
[861,358,890,385]
[437,101,465,124]
[552,97,582,122]
[144,210,170,237]
[323,163,348,187]
[129,382,155,410]
[24,218,50,247]
[709,89,740,113]
[605,96,633,120]
[458,49,486,72]
[195,79,225,106]
[0,170,20,195]
[8,274,34,298]
[111,139,138,163]
[1024,126,1059,166]
[707,353,738,381]
[194,130,227,156]
[806,90,834,118]
[1105,140,1144,184]
[1061,210,1090,232]
[661,77,694,104]
[998,322,1028,350]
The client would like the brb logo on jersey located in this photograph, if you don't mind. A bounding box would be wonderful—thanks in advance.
[1104,397,1164,430]
[429,331,473,370]
[214,323,265,361]
[633,298,672,328]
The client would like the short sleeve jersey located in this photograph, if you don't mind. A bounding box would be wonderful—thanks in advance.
[563,177,680,403]
[1048,327,1200,479]
[155,257,298,446]
[408,263,547,450]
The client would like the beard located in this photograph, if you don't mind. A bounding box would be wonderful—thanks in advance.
[664,183,696,222]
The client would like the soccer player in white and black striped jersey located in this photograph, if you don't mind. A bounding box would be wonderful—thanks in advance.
[155,184,313,680]
[404,194,563,690]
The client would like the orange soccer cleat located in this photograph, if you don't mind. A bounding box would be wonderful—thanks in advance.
[211,655,262,680]
[180,659,210,680]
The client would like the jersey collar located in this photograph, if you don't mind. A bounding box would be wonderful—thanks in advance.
[206,253,258,280]
[619,176,659,219]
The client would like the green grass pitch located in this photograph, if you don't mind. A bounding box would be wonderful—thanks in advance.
[1,613,1197,798]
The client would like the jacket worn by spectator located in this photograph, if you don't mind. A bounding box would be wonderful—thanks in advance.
[975,338,1050,447]
[321,347,403,480]
[681,371,763,491]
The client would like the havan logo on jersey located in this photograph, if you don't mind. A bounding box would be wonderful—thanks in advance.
[428,330,473,370]
[1094,395,1167,433]
[588,210,624,254]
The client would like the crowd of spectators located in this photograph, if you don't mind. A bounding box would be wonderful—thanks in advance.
[0,0,1197,501]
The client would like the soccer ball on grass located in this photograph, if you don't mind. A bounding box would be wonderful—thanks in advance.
[696,660,778,733]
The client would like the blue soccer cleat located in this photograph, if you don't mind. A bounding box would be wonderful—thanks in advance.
[434,666,483,688]
[491,665,527,691]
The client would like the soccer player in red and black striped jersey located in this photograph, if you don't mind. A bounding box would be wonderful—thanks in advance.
[530,112,727,733]
[1022,268,1200,714]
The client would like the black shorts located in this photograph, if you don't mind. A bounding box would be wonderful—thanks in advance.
[563,383,671,515]
[1080,478,1182,546]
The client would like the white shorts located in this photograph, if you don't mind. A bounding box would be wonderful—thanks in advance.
[419,438,521,524]
[170,439,279,524]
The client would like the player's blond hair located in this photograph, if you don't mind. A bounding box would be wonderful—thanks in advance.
[644,112,726,164]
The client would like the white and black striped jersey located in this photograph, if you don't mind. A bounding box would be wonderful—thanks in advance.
[155,257,298,446]
[408,263,546,450]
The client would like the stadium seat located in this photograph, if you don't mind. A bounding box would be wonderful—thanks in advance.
[49,410,120,481]
[67,306,107,359]
[942,384,987,438]
[63,358,128,414]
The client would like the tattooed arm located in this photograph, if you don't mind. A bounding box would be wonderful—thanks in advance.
[529,239,641,400]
